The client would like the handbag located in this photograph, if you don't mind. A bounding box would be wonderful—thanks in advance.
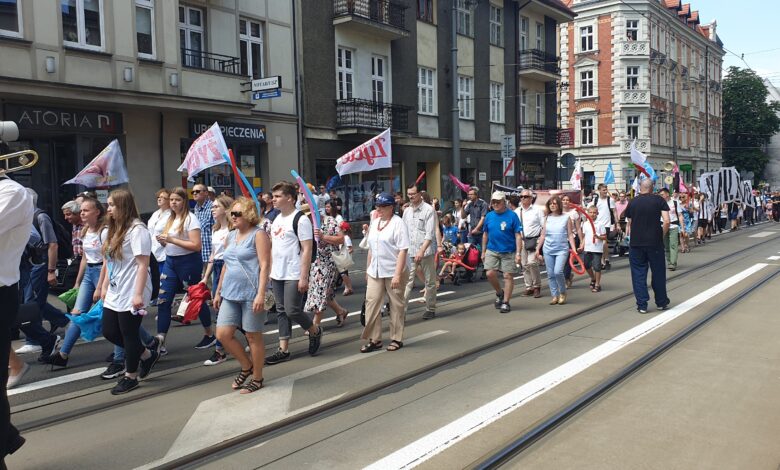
[523,236,538,252]
[332,246,354,272]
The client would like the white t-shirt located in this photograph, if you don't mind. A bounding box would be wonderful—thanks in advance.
[589,195,616,229]
[148,209,171,262]
[343,234,353,249]
[667,199,680,224]
[104,222,152,312]
[211,226,230,261]
[270,211,313,281]
[164,212,201,257]
[582,219,607,253]
[82,227,107,264]
[517,204,544,237]
[366,215,410,278]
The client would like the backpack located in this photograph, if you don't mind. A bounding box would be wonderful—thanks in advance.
[29,209,73,262]
[592,194,616,226]
[292,211,317,263]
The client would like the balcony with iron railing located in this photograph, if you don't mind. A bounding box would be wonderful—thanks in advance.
[336,98,411,133]
[181,48,242,76]
[517,49,560,81]
[518,125,561,149]
[333,0,409,40]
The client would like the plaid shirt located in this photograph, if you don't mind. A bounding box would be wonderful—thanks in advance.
[194,200,214,263]
[71,224,84,258]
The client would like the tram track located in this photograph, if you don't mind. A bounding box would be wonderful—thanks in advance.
[470,267,780,469]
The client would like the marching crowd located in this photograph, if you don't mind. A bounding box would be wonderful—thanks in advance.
[4,178,780,400]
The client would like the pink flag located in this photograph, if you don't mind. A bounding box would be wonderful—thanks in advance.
[178,122,230,181]
[64,139,129,187]
[448,173,470,193]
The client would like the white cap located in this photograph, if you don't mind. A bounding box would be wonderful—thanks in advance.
[490,191,506,201]
[207,186,216,194]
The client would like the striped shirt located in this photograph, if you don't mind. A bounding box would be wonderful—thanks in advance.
[194,200,214,263]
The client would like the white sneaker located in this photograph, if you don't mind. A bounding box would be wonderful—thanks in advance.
[8,363,30,389]
[14,344,42,355]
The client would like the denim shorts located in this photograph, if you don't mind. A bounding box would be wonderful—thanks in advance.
[584,251,602,272]
[216,298,265,333]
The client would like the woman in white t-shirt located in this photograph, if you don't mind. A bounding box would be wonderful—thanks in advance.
[339,221,354,297]
[100,189,160,395]
[155,187,213,350]
[147,188,171,268]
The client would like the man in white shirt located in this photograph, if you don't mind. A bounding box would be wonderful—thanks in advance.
[0,173,33,460]
[659,188,684,270]
[516,189,544,298]
[265,181,322,365]
[316,185,330,218]
[588,183,620,269]
[402,184,438,320]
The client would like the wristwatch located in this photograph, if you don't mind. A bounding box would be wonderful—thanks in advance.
[48,268,56,273]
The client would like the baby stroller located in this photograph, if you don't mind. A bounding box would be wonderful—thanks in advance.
[454,243,482,284]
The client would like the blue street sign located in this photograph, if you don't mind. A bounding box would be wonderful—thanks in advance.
[252,89,281,100]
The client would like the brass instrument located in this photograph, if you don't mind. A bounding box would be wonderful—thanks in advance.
[0,149,39,175]
[664,174,674,185]
[663,161,676,172]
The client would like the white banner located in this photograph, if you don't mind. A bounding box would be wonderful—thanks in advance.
[64,139,129,187]
[178,122,230,181]
[335,128,392,176]
[569,159,582,190]
[742,180,755,207]
[700,167,742,207]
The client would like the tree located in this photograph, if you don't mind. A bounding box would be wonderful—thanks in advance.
[722,66,780,180]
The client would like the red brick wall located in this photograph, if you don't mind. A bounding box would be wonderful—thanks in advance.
[596,14,613,146]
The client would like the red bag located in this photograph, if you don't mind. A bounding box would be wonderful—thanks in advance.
[183,282,212,322]
[464,245,480,268]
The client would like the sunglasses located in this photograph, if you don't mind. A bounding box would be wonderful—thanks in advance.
[230,211,243,218]
[520,195,531,198]
[192,190,202,194]
[491,200,503,204]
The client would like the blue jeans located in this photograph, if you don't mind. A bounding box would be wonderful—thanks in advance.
[543,252,569,297]
[19,262,67,346]
[60,264,102,355]
[157,252,207,335]
[629,245,669,310]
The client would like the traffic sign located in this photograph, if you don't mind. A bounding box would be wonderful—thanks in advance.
[500,134,515,161]
[253,89,282,100]
[503,157,514,177]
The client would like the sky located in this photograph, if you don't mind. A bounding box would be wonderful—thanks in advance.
[696,0,780,86]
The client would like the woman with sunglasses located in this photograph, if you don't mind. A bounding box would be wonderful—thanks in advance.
[213,197,270,393]
[536,196,577,305]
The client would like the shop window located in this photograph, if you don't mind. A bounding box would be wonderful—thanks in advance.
[318,159,400,221]
[240,18,264,79]
[136,0,155,58]
[62,0,104,50]
[0,0,22,37]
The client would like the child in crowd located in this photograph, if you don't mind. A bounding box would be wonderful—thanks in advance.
[340,221,354,296]
[439,243,466,284]
[579,205,607,292]
[442,214,459,245]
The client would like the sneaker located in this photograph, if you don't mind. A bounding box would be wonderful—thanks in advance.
[7,363,30,389]
[105,352,115,363]
[159,347,168,357]
[101,362,126,380]
[422,310,436,320]
[146,336,162,356]
[494,291,504,309]
[499,302,511,313]
[265,349,291,365]
[658,303,671,311]
[637,307,648,314]
[37,336,61,363]
[48,352,68,369]
[194,335,217,349]
[14,344,42,355]
[308,326,323,356]
[111,376,139,395]
[203,350,227,366]
[138,351,160,379]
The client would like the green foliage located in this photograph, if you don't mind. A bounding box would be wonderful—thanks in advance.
[722,66,780,179]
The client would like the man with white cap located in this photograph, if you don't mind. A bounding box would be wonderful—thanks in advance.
[482,191,523,313]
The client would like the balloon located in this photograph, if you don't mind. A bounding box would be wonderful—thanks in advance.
[569,249,586,275]
[290,170,321,237]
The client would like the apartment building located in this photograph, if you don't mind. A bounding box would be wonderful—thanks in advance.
[0,0,297,214]
[559,0,724,191]
[297,0,574,219]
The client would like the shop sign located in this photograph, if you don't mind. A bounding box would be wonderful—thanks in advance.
[190,119,266,143]
[478,172,487,181]
[4,104,122,134]
[557,128,574,146]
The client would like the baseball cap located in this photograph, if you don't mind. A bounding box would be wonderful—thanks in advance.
[339,221,350,231]
[207,186,216,194]
[491,191,506,201]
[375,192,394,206]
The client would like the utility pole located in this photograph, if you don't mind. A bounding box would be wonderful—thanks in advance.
[704,45,710,171]
[671,75,678,163]
[451,0,461,186]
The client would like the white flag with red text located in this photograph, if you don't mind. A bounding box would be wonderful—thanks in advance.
[64,139,129,187]
[335,128,392,176]
[570,159,582,190]
[178,122,230,181]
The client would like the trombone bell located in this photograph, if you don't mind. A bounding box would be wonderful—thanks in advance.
[664,174,674,185]
[663,161,676,172]
[0,150,39,175]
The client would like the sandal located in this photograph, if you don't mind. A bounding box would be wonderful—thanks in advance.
[336,309,349,328]
[589,280,596,290]
[386,340,403,352]
[343,289,353,296]
[360,340,383,353]
[232,368,253,390]
[592,285,602,293]
[240,378,264,394]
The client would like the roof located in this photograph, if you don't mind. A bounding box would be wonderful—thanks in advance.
[536,0,576,17]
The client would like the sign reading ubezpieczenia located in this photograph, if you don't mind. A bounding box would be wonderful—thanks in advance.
[178,122,230,181]
[335,128,392,176]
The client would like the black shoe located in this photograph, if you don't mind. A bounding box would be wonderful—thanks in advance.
[637,307,648,314]
[101,362,125,380]
[37,336,61,363]
[308,327,323,356]
[658,303,671,311]
[494,291,504,309]
[111,376,139,395]
[7,434,25,455]
[265,349,291,365]
[105,351,115,363]
[146,336,162,355]
[422,310,436,320]
[194,335,217,349]
[48,352,68,369]
[138,350,160,379]
[499,302,511,313]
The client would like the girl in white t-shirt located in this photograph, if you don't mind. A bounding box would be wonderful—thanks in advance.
[578,205,607,293]
[100,189,159,395]
[155,187,213,351]
[147,188,171,266]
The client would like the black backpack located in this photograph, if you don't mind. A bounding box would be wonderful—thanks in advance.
[592,194,616,226]
[31,209,74,261]
[292,211,317,263]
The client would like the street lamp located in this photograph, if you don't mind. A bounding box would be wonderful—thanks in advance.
[451,0,477,192]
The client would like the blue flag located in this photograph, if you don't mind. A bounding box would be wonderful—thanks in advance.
[604,162,615,185]
[643,161,657,181]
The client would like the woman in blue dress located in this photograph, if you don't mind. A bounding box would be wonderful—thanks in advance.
[536,196,577,305]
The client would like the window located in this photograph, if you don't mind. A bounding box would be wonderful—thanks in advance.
[490,82,504,123]
[458,75,473,119]
[660,70,666,99]
[337,47,354,100]
[417,0,433,23]
[580,70,594,98]
[580,25,593,52]
[681,42,686,67]
[456,0,473,37]
[489,6,502,47]
[520,89,527,124]
[135,0,155,58]
[580,118,594,145]
[626,19,638,41]
[239,18,264,79]
[627,115,639,139]
[535,93,543,124]
[681,122,687,148]
[372,56,386,103]
[179,5,204,67]
[670,35,676,60]
[626,66,639,90]
[0,0,22,37]
[519,16,529,51]
[418,67,436,115]
[62,0,104,50]
[651,23,657,49]
[535,22,544,50]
